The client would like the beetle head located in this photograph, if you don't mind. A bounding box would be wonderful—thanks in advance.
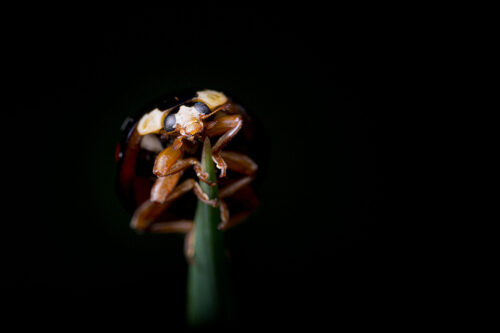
[174,105,204,136]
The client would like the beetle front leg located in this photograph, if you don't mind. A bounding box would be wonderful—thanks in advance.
[153,136,184,177]
[205,114,243,178]
[156,157,216,187]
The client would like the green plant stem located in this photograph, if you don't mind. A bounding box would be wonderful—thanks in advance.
[186,138,231,327]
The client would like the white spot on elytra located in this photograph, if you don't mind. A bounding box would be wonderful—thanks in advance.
[140,134,163,153]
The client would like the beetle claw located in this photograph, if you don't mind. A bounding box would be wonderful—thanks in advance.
[198,175,216,187]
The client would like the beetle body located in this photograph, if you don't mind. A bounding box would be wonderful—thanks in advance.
[115,89,265,238]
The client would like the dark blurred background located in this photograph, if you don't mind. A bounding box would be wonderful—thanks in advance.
[2,8,386,327]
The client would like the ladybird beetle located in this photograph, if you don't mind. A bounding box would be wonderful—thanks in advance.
[116,89,263,255]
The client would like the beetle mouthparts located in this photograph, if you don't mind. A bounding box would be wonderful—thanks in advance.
[184,121,203,136]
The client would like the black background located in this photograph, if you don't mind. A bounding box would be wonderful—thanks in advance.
[2,8,388,328]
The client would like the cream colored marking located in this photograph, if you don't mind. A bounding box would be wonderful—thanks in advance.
[175,105,201,127]
[196,90,228,109]
[140,134,163,153]
[137,108,165,135]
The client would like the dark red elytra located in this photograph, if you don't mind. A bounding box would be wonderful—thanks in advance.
[115,142,122,162]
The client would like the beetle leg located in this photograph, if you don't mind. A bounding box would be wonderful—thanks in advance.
[217,195,259,231]
[153,136,184,177]
[205,114,243,178]
[218,209,253,231]
[219,176,254,199]
[217,175,257,231]
[185,226,195,263]
[218,150,257,199]
[216,177,255,230]
[149,220,193,233]
[220,151,258,177]
[156,157,216,187]
[150,172,183,203]
[163,178,217,206]
[218,185,260,231]
[213,151,258,230]
[218,200,229,229]
[130,199,169,232]
[131,178,217,231]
